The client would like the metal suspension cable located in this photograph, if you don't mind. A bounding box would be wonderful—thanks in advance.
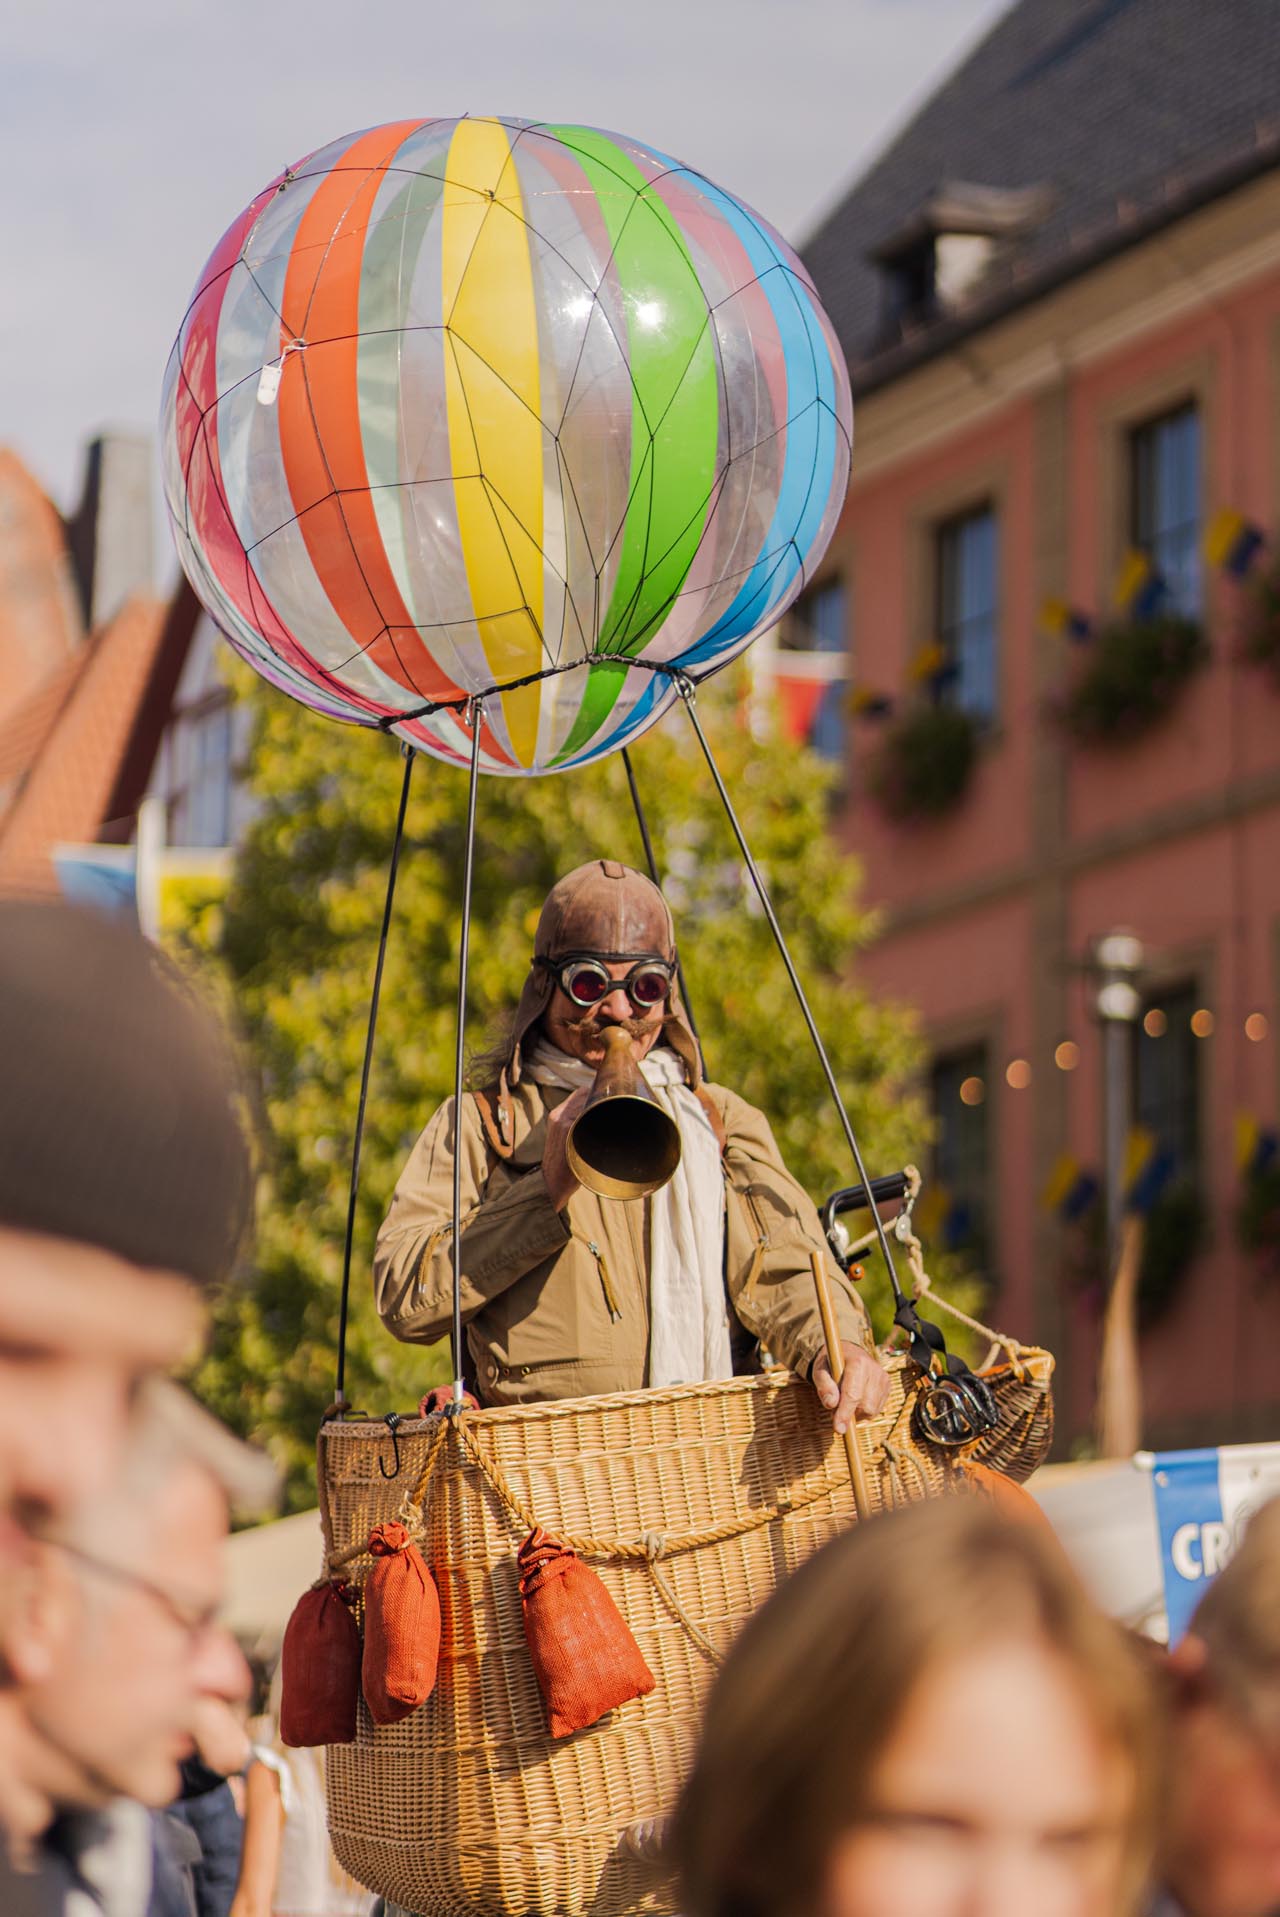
[621,745,702,1053]
[674,679,907,1309]
[335,745,415,1410]
[450,703,484,1406]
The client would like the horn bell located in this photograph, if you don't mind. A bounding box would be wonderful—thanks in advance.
[565,1027,682,1201]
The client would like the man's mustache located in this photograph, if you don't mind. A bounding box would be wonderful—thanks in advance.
[562,1009,660,1041]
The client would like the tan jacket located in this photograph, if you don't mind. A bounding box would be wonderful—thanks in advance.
[373,1076,873,1406]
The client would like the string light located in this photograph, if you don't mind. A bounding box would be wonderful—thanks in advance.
[959,1076,985,1107]
[1143,1008,1167,1037]
[1191,1008,1215,1038]
[1246,1012,1269,1041]
[1006,1059,1032,1089]
[1054,1040,1079,1071]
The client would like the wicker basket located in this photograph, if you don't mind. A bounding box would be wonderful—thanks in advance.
[973,1347,1056,1482]
[318,1346,1050,1917]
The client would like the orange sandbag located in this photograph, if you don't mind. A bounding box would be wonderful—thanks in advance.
[517,1526,655,1739]
[361,1521,441,1725]
[279,1578,360,1747]
[957,1457,1057,1536]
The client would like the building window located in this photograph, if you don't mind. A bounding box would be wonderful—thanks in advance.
[935,505,998,721]
[1133,981,1201,1185]
[1131,403,1201,618]
[776,576,848,763]
[170,698,233,848]
[929,1042,991,1259]
[782,577,846,655]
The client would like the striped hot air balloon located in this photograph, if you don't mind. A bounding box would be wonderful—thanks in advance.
[161,116,853,776]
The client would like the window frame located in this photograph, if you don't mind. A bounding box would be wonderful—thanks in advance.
[168,691,236,849]
[926,1028,999,1271]
[1130,977,1204,1192]
[770,572,850,765]
[1128,400,1203,620]
[904,460,1010,738]
[1094,353,1215,621]
[933,499,1000,722]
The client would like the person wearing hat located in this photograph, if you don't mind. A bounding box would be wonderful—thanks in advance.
[375,861,887,1429]
[0,897,255,1913]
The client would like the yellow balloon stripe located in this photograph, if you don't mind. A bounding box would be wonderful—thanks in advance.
[442,118,544,765]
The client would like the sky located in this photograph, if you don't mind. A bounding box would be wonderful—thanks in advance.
[0,0,1009,555]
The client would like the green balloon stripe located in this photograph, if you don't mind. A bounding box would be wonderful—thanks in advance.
[549,127,719,763]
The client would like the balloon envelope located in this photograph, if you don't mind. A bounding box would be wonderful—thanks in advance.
[161,117,853,774]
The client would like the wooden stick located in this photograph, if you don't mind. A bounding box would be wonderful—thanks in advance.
[810,1251,872,1519]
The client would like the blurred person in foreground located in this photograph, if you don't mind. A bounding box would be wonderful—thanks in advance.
[1,1380,276,1916]
[674,1497,1159,1917]
[1153,1494,1280,1917]
[0,897,251,1562]
[0,897,254,1909]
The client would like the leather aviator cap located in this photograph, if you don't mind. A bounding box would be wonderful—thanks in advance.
[505,861,701,1089]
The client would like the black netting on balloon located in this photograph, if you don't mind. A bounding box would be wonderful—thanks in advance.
[172,138,844,729]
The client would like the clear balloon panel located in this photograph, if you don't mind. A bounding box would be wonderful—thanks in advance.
[161,116,852,776]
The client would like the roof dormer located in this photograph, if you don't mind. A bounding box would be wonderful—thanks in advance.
[871,180,1053,339]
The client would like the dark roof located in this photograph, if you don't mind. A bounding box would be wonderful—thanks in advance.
[804,0,1280,390]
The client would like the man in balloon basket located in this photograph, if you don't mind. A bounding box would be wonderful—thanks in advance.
[375,858,887,1430]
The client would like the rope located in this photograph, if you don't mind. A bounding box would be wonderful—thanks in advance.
[903,1233,1028,1376]
[642,1534,722,1665]
[452,1415,847,1563]
[323,1419,450,1571]
[880,1440,929,1508]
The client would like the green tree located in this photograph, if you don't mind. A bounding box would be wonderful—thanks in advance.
[186,669,930,1509]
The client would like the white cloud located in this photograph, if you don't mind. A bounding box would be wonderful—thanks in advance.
[0,0,1009,524]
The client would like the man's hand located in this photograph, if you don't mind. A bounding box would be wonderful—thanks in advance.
[541,1086,591,1211]
[812,1342,891,1434]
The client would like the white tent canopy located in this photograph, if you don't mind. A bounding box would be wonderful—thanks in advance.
[222,1506,324,1657]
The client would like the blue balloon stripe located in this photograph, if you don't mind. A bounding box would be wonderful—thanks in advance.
[671,541,800,672]
[556,670,673,769]
[643,158,838,651]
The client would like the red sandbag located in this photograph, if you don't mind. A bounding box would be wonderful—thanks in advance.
[518,1526,655,1739]
[418,1386,479,1416]
[361,1521,441,1725]
[279,1578,360,1747]
[957,1457,1057,1536]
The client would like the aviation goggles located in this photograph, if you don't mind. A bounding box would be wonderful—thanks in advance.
[538,954,674,1011]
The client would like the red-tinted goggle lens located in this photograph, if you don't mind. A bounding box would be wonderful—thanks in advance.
[560,960,672,1010]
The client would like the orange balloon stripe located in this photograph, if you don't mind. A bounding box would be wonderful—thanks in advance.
[277,122,464,708]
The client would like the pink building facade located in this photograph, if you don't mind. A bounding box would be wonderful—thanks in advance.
[783,149,1280,1448]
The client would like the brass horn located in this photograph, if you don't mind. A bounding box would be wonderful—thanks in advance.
[565,1027,682,1200]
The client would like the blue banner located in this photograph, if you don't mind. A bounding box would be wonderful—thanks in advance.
[1150,1449,1225,1643]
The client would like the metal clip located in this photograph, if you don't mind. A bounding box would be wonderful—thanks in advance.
[912,1374,999,1448]
[378,1411,403,1479]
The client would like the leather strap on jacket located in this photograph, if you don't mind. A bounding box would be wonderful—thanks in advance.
[693,1085,727,1156]
[472,1085,515,1160]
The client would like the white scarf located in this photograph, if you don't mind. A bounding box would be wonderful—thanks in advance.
[524,1039,733,1386]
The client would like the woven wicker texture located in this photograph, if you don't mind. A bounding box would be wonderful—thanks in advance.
[319,1360,977,1917]
[972,1349,1055,1482]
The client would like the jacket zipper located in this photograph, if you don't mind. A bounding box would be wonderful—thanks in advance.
[572,1229,622,1322]
[495,1355,578,1380]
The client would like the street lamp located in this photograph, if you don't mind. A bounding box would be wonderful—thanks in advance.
[1094,930,1144,1262]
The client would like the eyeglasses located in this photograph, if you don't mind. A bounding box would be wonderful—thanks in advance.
[539,955,674,1011]
[52,1538,222,1641]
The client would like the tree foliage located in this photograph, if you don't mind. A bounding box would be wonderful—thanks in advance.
[183,668,931,1508]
